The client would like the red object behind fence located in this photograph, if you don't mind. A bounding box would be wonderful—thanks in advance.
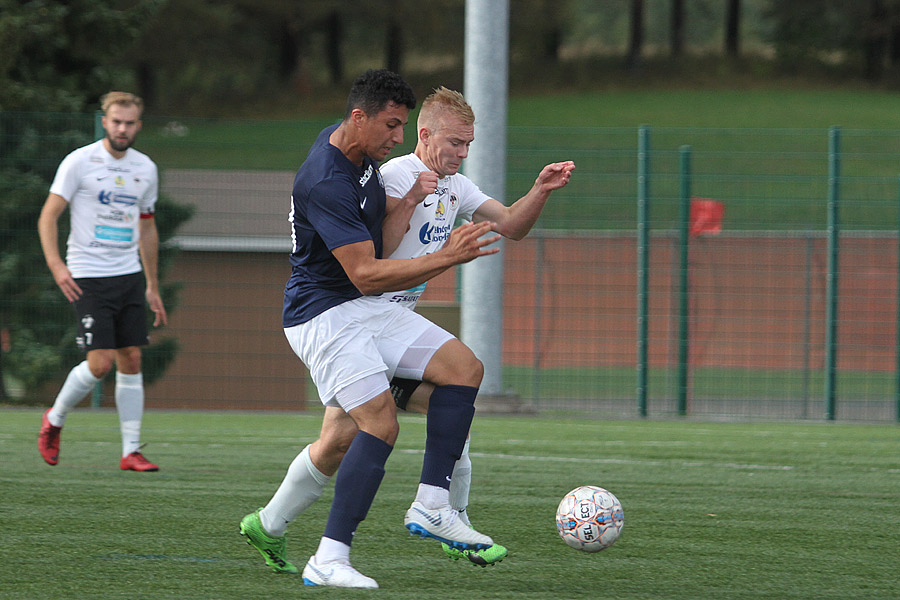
[690,198,725,237]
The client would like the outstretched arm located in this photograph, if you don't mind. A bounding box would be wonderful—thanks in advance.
[473,160,575,240]
[334,220,500,296]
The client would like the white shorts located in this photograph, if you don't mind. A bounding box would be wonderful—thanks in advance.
[284,296,454,410]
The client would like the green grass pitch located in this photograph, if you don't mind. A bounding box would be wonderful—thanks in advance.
[2,408,898,599]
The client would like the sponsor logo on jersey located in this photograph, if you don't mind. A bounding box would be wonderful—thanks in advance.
[98,190,138,206]
[359,164,373,187]
[418,221,452,245]
[95,225,134,242]
[114,176,125,187]
[98,210,134,224]
[435,198,446,220]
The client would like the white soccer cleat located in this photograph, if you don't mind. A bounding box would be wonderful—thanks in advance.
[301,556,378,589]
[404,501,493,551]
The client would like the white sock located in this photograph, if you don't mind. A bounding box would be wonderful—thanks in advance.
[314,536,350,565]
[115,372,144,457]
[415,483,450,510]
[449,437,472,514]
[260,445,330,537]
[48,361,100,427]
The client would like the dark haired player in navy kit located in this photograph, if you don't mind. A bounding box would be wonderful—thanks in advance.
[238,69,500,589]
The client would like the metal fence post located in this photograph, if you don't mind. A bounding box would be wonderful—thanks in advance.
[824,126,840,421]
[677,146,692,416]
[532,233,544,405]
[896,177,900,423]
[637,126,650,417]
[92,109,104,409]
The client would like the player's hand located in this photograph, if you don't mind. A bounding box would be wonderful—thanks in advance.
[404,170,439,205]
[442,221,500,265]
[51,263,82,302]
[146,290,168,327]
[536,161,575,192]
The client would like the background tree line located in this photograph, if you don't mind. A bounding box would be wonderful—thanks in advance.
[5,0,900,116]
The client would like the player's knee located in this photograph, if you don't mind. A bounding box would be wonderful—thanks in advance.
[453,353,484,387]
[87,352,115,379]
[115,347,142,374]
[348,392,399,445]
[321,422,358,459]
[361,413,399,446]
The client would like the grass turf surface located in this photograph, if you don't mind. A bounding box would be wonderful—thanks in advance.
[2,408,898,599]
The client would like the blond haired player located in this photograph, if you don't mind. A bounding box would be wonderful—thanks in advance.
[38,91,165,472]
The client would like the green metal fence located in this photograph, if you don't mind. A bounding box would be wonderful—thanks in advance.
[2,112,899,421]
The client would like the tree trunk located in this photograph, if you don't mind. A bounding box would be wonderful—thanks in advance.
[0,326,8,402]
[671,0,685,58]
[386,21,403,74]
[627,0,644,71]
[325,10,343,85]
[864,0,888,80]
[136,62,156,108]
[725,0,741,58]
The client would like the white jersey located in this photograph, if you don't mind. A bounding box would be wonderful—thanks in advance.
[49,139,158,278]
[380,153,490,307]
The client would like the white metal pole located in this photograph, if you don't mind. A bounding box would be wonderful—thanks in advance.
[462,0,509,397]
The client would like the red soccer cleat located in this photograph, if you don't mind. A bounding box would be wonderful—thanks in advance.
[120,451,159,472]
[38,408,62,466]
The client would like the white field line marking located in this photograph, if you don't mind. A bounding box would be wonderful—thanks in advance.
[396,448,794,471]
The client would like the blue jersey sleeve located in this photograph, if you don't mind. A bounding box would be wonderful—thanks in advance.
[307,178,373,252]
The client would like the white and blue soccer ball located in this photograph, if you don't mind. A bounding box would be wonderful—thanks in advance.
[555,485,624,552]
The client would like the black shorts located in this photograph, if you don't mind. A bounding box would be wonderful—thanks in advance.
[389,377,422,411]
[72,272,149,352]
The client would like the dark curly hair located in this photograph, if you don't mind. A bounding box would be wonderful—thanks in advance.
[344,69,416,120]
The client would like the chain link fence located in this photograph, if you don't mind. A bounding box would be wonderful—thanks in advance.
[2,112,898,421]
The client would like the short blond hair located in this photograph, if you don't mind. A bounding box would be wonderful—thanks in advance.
[417,87,474,132]
[100,91,144,116]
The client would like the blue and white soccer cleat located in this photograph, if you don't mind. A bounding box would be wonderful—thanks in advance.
[403,501,493,551]
[301,556,378,588]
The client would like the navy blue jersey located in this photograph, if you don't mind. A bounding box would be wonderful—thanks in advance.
[283,124,387,326]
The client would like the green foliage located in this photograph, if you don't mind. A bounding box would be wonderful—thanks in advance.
[0,0,163,112]
[1,410,898,599]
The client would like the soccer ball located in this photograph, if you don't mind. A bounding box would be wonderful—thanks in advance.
[555,485,624,552]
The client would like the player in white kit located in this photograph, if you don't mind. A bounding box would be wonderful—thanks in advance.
[37,91,166,472]
[239,86,573,573]
[379,87,574,564]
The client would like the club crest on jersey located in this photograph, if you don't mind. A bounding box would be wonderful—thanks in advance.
[449,193,459,210]
[359,164,373,187]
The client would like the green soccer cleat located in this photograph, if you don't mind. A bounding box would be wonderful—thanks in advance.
[239,508,298,574]
[442,542,508,567]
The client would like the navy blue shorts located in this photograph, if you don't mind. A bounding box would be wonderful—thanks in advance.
[72,272,149,351]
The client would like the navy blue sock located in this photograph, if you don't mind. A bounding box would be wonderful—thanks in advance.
[322,430,393,546]
[420,384,477,489]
